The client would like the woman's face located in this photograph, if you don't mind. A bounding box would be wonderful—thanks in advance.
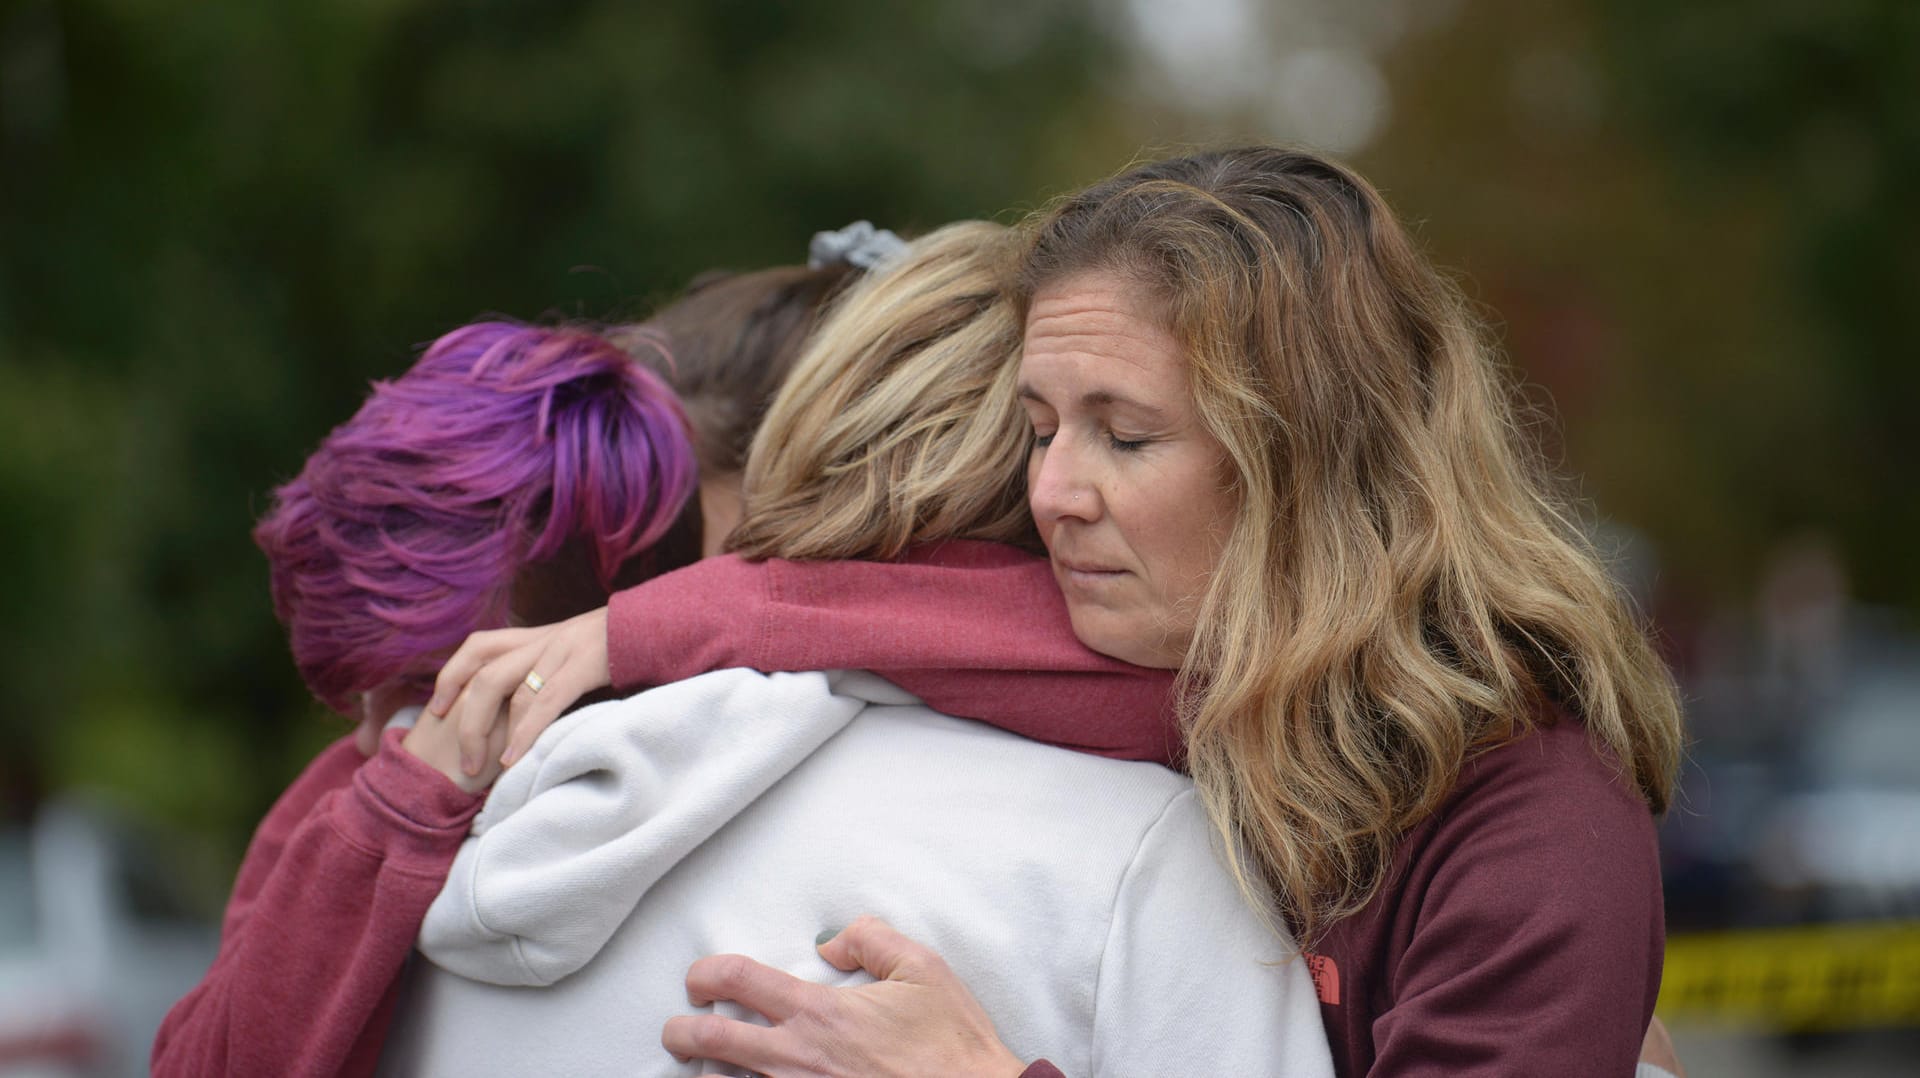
[1019,271,1237,669]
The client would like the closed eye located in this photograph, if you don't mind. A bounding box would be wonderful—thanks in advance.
[1107,433,1149,452]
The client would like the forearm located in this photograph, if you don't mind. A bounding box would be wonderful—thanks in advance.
[152,731,481,1077]
[606,540,1180,763]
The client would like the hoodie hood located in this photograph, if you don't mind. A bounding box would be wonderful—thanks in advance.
[418,668,912,986]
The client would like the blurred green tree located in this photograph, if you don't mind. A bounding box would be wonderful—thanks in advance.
[0,0,1133,879]
[1597,0,1920,608]
[1358,0,1916,619]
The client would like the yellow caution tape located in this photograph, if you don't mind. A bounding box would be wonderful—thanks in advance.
[1656,920,1920,1030]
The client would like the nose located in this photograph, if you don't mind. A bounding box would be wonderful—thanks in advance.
[1028,434,1100,524]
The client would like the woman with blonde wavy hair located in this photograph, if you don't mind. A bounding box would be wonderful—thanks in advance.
[431,149,1684,1077]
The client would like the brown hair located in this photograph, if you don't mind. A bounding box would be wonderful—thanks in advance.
[1021,147,1684,939]
[614,262,857,480]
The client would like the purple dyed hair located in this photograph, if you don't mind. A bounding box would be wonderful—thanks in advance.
[254,321,700,713]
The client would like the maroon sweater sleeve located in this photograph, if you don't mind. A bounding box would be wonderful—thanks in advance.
[606,539,1181,764]
[151,729,483,1078]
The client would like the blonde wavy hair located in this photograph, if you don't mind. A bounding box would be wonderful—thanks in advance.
[1020,147,1685,940]
[729,220,1039,560]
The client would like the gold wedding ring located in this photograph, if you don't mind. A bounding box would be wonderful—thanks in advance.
[522,670,547,695]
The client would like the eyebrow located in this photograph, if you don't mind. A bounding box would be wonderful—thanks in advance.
[1017,385,1171,421]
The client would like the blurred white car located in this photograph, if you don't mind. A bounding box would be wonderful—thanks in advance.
[0,799,218,1078]
[1753,665,1920,921]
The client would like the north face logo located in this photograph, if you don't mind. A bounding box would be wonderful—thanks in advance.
[1306,953,1341,1005]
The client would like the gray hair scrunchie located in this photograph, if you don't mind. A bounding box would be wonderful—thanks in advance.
[808,220,907,273]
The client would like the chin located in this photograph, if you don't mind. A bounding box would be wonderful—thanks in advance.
[1066,608,1181,670]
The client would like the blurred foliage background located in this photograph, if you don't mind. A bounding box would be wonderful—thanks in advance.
[2,0,1915,972]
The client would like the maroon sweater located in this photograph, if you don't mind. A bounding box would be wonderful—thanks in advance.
[151,729,483,1077]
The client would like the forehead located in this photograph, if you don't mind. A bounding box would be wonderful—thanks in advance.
[1019,271,1188,399]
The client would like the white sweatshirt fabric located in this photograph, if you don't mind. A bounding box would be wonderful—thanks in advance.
[382,668,1334,1077]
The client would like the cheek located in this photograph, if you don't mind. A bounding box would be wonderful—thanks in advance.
[1159,522,1219,595]
[1154,464,1236,593]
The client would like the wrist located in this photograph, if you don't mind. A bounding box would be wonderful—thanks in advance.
[399,726,484,793]
[336,729,484,861]
[398,715,498,794]
[385,727,490,800]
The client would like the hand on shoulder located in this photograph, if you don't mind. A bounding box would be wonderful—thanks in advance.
[425,607,613,777]
[402,705,501,795]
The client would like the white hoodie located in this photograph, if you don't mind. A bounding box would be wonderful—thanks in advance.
[381,668,1333,1077]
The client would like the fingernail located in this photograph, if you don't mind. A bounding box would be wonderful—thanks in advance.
[500,747,518,768]
[815,927,841,947]
[426,693,447,716]
[460,753,476,776]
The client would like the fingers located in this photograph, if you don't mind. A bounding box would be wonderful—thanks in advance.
[677,933,1015,1078]
[661,1013,788,1071]
[427,627,538,717]
[815,915,940,982]
[400,704,500,794]
[429,608,615,776]
[502,609,613,768]
[683,953,815,1023]
[498,641,586,768]
[479,715,509,788]
[449,638,546,776]
[668,954,815,1073]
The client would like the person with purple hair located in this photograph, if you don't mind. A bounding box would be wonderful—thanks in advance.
[152,320,703,1076]
[153,238,943,1077]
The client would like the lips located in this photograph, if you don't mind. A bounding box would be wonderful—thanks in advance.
[1050,545,1116,571]
[1052,556,1127,590]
